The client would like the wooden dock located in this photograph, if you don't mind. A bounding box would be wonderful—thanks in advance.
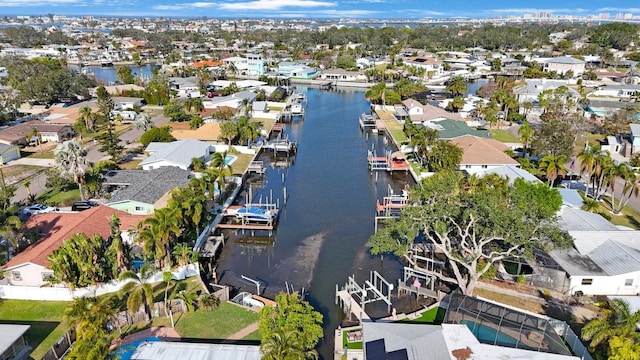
[247,161,266,175]
[216,223,276,231]
[367,151,410,172]
[335,289,370,321]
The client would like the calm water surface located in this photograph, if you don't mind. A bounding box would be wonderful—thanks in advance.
[216,87,413,358]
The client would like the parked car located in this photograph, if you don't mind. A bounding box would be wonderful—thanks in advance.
[20,204,59,216]
[71,201,98,212]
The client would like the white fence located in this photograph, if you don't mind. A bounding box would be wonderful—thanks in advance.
[0,263,199,301]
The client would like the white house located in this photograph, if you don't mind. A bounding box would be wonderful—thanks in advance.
[541,56,585,77]
[112,96,145,110]
[404,56,443,78]
[318,69,366,82]
[141,139,212,170]
[588,84,640,99]
[549,230,640,296]
[3,206,149,287]
[630,124,640,153]
[513,79,579,106]
[449,135,520,174]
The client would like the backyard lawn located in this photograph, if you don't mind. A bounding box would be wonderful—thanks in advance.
[0,300,70,360]
[151,302,260,340]
[400,306,446,324]
[36,188,81,207]
[490,129,519,143]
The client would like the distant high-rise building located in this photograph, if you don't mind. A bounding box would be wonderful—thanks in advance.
[615,13,623,20]
[598,13,610,19]
[624,13,633,20]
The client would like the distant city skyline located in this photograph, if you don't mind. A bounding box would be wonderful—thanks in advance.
[1,0,640,19]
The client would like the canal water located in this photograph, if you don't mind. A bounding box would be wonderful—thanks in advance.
[215,87,414,358]
[68,64,159,85]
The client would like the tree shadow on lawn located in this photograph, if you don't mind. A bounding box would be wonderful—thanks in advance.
[0,319,61,351]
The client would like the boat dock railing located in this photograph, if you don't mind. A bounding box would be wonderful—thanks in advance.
[247,161,266,175]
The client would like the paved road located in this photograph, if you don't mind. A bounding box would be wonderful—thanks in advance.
[11,172,48,204]
[120,113,169,144]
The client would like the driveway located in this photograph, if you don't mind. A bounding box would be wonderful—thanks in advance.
[119,113,170,144]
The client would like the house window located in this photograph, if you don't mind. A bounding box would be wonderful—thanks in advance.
[135,206,143,212]
[12,271,21,281]
[465,165,471,169]
[581,278,593,285]
[42,272,54,281]
[625,279,634,286]
[481,165,488,169]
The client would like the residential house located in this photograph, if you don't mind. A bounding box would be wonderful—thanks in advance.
[588,84,640,99]
[405,56,443,78]
[421,119,490,140]
[0,120,74,146]
[202,90,257,110]
[245,53,265,76]
[548,230,640,296]
[140,139,212,170]
[359,320,578,360]
[130,342,260,360]
[395,99,464,123]
[541,56,585,77]
[104,167,192,215]
[584,99,640,119]
[513,79,579,107]
[222,56,249,73]
[112,96,145,110]
[630,123,640,153]
[169,77,198,97]
[475,165,541,184]
[275,61,318,79]
[0,143,20,164]
[0,324,31,360]
[449,135,520,174]
[319,69,366,82]
[3,206,148,287]
[89,84,145,96]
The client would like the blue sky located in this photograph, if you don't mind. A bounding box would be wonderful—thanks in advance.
[2,0,640,19]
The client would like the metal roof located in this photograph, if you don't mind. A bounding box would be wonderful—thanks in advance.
[0,324,30,353]
[131,342,260,360]
[141,139,211,168]
[476,165,541,184]
[557,206,619,232]
[557,189,584,208]
[550,231,640,276]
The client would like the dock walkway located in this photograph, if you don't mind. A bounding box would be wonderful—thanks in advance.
[335,290,370,321]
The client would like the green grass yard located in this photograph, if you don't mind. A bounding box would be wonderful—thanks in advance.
[151,302,259,340]
[490,129,519,143]
[0,300,69,360]
[400,306,446,324]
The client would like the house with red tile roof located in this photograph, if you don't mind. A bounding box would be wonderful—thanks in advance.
[3,206,149,287]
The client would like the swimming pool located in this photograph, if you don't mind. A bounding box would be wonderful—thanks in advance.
[460,320,520,347]
[225,155,238,165]
[111,336,161,360]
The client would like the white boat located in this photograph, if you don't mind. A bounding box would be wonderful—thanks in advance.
[226,205,278,223]
[359,113,376,129]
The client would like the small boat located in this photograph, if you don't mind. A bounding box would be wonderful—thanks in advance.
[359,113,376,129]
[226,205,278,223]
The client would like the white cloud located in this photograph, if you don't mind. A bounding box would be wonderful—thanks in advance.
[0,0,80,6]
[596,7,640,13]
[218,0,335,10]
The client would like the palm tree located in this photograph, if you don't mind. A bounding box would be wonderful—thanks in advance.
[23,179,34,203]
[175,290,198,312]
[78,106,96,132]
[64,297,115,339]
[171,243,193,267]
[592,152,615,201]
[119,264,155,321]
[54,139,89,201]
[261,329,319,360]
[211,151,233,182]
[578,147,599,198]
[518,121,534,157]
[143,207,181,268]
[199,294,220,311]
[582,299,640,357]
[162,271,175,327]
[609,163,639,214]
[0,212,21,263]
[445,76,467,97]
[539,154,568,186]
[219,120,238,151]
[109,214,129,273]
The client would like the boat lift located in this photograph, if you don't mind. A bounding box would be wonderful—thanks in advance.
[335,271,394,322]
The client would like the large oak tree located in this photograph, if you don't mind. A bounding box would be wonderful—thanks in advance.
[367,171,572,295]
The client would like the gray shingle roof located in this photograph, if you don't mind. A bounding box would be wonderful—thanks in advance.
[104,167,192,205]
[547,56,585,64]
[557,206,619,232]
